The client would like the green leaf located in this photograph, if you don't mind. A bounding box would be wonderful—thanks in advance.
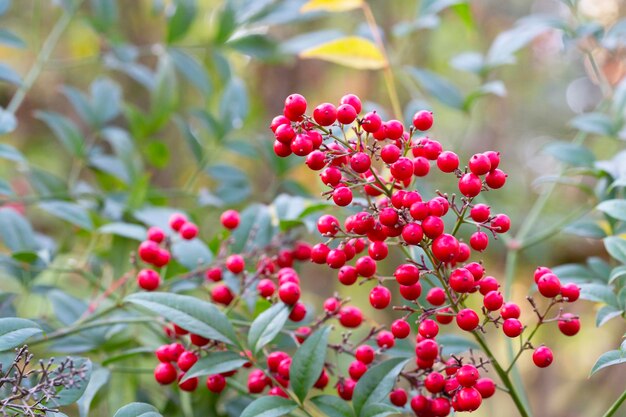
[144,141,170,168]
[0,29,25,48]
[0,143,23,162]
[596,305,623,327]
[91,77,122,125]
[405,67,464,110]
[609,266,626,284]
[291,326,331,402]
[167,0,197,43]
[0,207,37,252]
[175,117,204,164]
[99,222,147,241]
[0,108,17,134]
[38,201,94,230]
[214,2,236,44]
[310,395,355,417]
[230,203,274,253]
[597,200,626,221]
[0,318,42,351]
[171,239,213,269]
[486,17,553,67]
[564,220,606,239]
[89,0,118,32]
[220,76,249,131]
[49,290,88,325]
[125,292,238,346]
[543,142,595,167]
[352,357,410,417]
[181,351,248,382]
[450,52,485,74]
[169,48,211,95]
[248,302,290,354]
[113,402,162,417]
[227,34,278,60]
[590,350,626,376]
[35,111,85,156]
[206,163,250,204]
[77,367,110,417]
[605,237,626,264]
[578,283,618,306]
[464,80,506,109]
[150,55,178,124]
[299,36,385,70]
[0,63,22,86]
[54,358,92,406]
[569,112,616,136]
[437,334,480,356]
[361,404,403,417]
[240,396,297,417]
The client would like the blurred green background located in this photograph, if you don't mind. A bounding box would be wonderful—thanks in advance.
[1,0,625,416]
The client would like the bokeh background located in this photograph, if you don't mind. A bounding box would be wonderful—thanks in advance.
[1,0,625,416]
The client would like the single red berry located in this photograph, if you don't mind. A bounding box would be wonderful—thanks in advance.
[474,378,496,399]
[415,339,439,360]
[418,319,439,339]
[437,151,459,173]
[211,284,234,305]
[478,276,500,295]
[470,204,491,222]
[290,133,313,156]
[449,267,475,293]
[391,319,411,339]
[381,144,401,164]
[422,216,444,238]
[384,120,404,140]
[340,94,362,113]
[267,351,289,372]
[220,210,240,230]
[532,346,554,368]
[154,362,177,385]
[503,318,523,338]
[424,372,445,393]
[323,297,340,313]
[348,360,368,380]
[284,94,307,119]
[226,254,245,274]
[431,397,451,416]
[169,213,187,231]
[501,302,521,319]
[432,234,460,262]
[337,379,356,400]
[321,167,342,186]
[190,334,210,346]
[456,364,480,387]
[369,286,391,309]
[180,222,198,240]
[401,222,424,245]
[390,157,414,181]
[270,115,290,132]
[338,265,358,285]
[337,104,358,124]
[486,169,507,189]
[390,388,408,406]
[179,375,199,392]
[355,255,377,277]
[278,282,300,305]
[456,308,479,331]
[456,242,471,262]
[332,187,353,207]
[177,351,198,372]
[313,102,337,126]
[399,282,422,300]
[376,330,395,348]
[268,386,288,397]
[537,273,561,298]
[410,395,431,413]
[137,269,161,291]
[310,243,330,264]
[147,227,165,243]
[273,140,292,157]
[355,345,375,364]
[558,313,580,336]
[326,249,347,269]
[483,291,504,311]
[436,307,454,324]
[534,266,552,284]
[317,214,340,236]
[469,153,492,175]
[314,369,329,389]
[413,110,434,131]
[361,111,382,133]
[458,173,483,197]
[561,283,580,302]
[413,157,430,177]
[289,302,307,322]
[484,150,500,169]
[394,263,420,286]
[274,123,295,144]
[350,152,371,173]
[138,240,159,263]
[306,150,326,170]
[491,214,511,233]
[368,241,388,260]
[470,231,489,251]
[339,306,363,328]
[456,387,482,412]
[206,374,226,393]
[426,287,446,306]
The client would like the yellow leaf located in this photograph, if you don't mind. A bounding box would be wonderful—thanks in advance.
[299,36,386,70]
[300,0,363,13]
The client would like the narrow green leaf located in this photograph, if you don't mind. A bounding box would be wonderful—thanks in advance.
[0,317,42,351]
[167,0,197,43]
[543,141,595,167]
[230,203,274,253]
[596,305,623,327]
[240,396,297,417]
[0,29,25,48]
[0,63,22,85]
[113,402,162,417]
[291,326,331,402]
[98,222,147,241]
[171,238,213,269]
[38,201,94,230]
[77,367,110,417]
[609,266,626,284]
[169,48,211,95]
[564,221,606,239]
[35,111,85,156]
[578,283,618,306]
[437,334,480,356]
[91,77,122,124]
[182,351,248,382]
[248,302,290,354]
[125,292,238,346]
[405,67,464,109]
[310,395,355,417]
[352,357,410,417]
[597,200,626,222]
[0,207,37,252]
[570,112,615,136]
[0,108,17,134]
[361,403,403,417]
[605,237,626,264]
[590,350,626,376]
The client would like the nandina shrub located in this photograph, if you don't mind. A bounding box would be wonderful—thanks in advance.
[124,93,582,417]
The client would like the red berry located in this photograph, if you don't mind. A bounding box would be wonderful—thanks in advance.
[289,302,307,322]
[537,273,561,298]
[432,234,460,262]
[355,256,377,277]
[422,216,444,238]
[220,210,240,230]
[355,345,375,364]
[486,169,507,189]
[211,284,234,305]
[503,318,523,338]
[449,267,475,293]
[323,297,340,313]
[154,362,177,385]
[369,286,391,309]
[321,167,342,186]
[437,151,459,173]
[317,214,340,236]
[431,397,451,416]
[368,241,388,260]
[332,187,353,207]
[284,94,307,119]
[415,339,439,360]
[361,111,382,133]
[436,307,454,324]
[384,120,404,140]
[306,150,326,170]
[314,369,329,389]
[456,308,479,331]
[376,330,395,348]
[470,231,489,251]
[413,110,434,131]
[350,152,371,173]
[491,214,511,233]
[483,291,504,311]
[291,134,313,156]
[485,151,500,169]
[501,302,521,319]
[458,173,483,197]
[147,227,165,243]
[326,249,347,269]
[561,283,580,302]
[226,254,245,274]
[138,240,159,263]
[339,306,363,328]
[412,157,430,177]
[348,360,368,380]
[418,319,439,339]
[206,374,226,393]
[337,104,358,124]
[338,265,358,285]
[533,266,552,284]
[179,375,199,392]
[340,94,362,113]
[278,282,300,305]
[456,387,482,412]
[267,351,289,372]
[470,204,491,222]
[270,115,290,132]
[313,103,337,126]
[273,140,292,157]
[390,157,414,181]
[177,351,198,372]
[478,276,500,295]
[475,378,496,398]
[532,346,553,368]
[558,313,580,336]
[390,388,408,406]
[394,264,420,286]
[310,243,330,264]
[424,372,445,393]
[399,282,422,300]
[169,213,187,231]
[190,334,210,346]
[379,207,399,227]
[411,395,431,413]
[381,144,401,164]
[180,222,198,240]
[401,223,424,245]
[137,269,161,291]
[426,287,446,306]
[391,319,411,339]
[468,153,491,175]
[456,242,471,262]
[456,364,479,387]
[337,379,356,400]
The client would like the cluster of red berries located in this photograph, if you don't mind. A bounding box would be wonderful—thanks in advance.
[135,213,200,291]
